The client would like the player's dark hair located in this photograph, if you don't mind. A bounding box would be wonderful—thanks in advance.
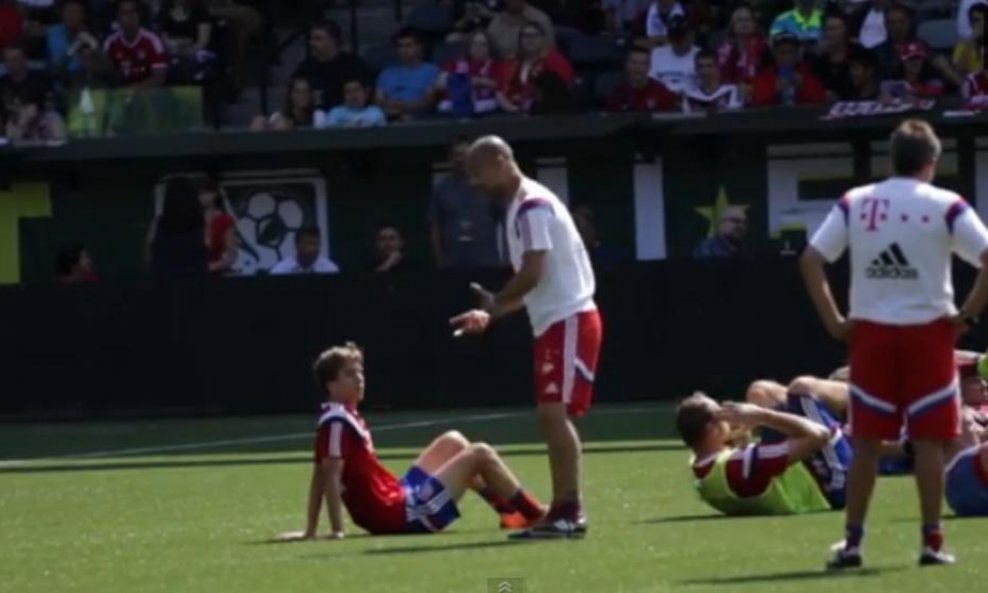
[394,26,422,46]
[313,343,363,392]
[54,242,86,276]
[675,393,716,448]
[890,119,941,176]
[311,20,343,45]
[296,225,320,242]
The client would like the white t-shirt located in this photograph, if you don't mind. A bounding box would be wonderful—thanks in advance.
[645,1,685,38]
[958,0,987,40]
[505,177,596,336]
[649,45,699,93]
[810,177,988,325]
[858,8,887,49]
[270,256,340,275]
[682,82,742,112]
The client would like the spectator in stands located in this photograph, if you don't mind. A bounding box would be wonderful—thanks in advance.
[717,5,767,92]
[103,0,168,88]
[204,0,263,91]
[883,42,944,100]
[954,3,986,78]
[487,0,554,59]
[959,0,987,41]
[603,0,651,34]
[845,47,881,101]
[148,176,208,280]
[55,242,98,283]
[447,0,497,42]
[47,0,99,79]
[852,0,890,50]
[157,0,215,83]
[694,205,747,258]
[573,205,623,268]
[373,225,414,272]
[497,20,574,113]
[270,226,340,275]
[648,14,699,93]
[962,59,988,99]
[0,1,21,52]
[251,75,314,131]
[0,43,52,114]
[436,30,502,116]
[750,32,825,106]
[769,0,822,47]
[812,12,858,101]
[429,135,502,269]
[683,49,742,113]
[873,4,962,89]
[639,0,686,48]
[375,28,439,121]
[18,0,55,60]
[198,177,238,275]
[293,21,370,111]
[605,46,678,112]
[324,79,386,127]
[3,94,65,142]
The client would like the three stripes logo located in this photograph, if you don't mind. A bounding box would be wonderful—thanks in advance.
[866,243,918,279]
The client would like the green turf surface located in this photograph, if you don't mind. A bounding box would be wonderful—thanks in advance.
[1,403,986,592]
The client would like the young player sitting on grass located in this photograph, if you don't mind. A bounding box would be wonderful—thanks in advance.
[676,376,852,516]
[276,343,546,541]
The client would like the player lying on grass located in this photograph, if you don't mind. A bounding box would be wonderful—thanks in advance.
[675,376,852,516]
[276,343,546,541]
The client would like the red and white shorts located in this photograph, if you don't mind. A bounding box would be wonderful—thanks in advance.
[848,318,960,441]
[533,310,603,417]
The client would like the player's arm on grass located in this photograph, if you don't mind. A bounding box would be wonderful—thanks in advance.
[321,458,346,538]
[800,199,851,341]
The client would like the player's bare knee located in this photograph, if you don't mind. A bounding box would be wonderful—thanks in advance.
[440,430,470,449]
[469,442,498,465]
[787,376,817,396]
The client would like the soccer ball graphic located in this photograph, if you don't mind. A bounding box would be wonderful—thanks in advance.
[234,190,307,274]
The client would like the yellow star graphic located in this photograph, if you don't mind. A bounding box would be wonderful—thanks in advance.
[695,187,748,238]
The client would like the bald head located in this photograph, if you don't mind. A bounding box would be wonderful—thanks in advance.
[465,135,521,198]
[718,206,748,241]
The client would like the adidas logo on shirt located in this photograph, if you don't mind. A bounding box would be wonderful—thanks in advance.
[866,243,918,279]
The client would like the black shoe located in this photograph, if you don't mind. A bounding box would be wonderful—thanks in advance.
[507,516,587,540]
[826,541,863,570]
[919,547,956,566]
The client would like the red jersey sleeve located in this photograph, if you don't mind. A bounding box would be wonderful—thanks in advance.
[797,66,826,104]
[313,420,357,464]
[723,442,791,497]
[750,70,778,106]
[148,32,168,70]
[544,51,575,87]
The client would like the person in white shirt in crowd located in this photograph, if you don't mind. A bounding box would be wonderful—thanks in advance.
[682,49,742,113]
[649,14,700,93]
[323,79,386,127]
[801,120,988,570]
[639,0,685,49]
[853,0,890,49]
[270,225,340,275]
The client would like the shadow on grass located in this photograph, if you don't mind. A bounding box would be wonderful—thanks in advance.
[362,539,531,555]
[0,442,679,475]
[635,514,764,524]
[679,566,905,586]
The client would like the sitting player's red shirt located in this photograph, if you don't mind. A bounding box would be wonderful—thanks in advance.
[692,441,791,497]
[313,402,406,534]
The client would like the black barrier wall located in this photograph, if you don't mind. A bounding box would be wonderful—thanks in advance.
[3,257,972,418]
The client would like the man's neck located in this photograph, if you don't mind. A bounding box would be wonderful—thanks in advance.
[672,43,692,57]
[699,79,720,93]
[317,50,339,63]
[503,171,524,205]
[629,77,649,90]
[123,28,141,42]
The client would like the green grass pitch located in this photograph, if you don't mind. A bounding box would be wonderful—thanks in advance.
[2,403,986,593]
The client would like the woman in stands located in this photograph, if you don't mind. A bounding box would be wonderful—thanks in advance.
[435,30,503,116]
[251,75,315,131]
[953,2,987,78]
[496,21,574,114]
[716,6,766,96]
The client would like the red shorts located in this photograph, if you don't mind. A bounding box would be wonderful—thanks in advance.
[533,309,603,417]
[848,318,960,441]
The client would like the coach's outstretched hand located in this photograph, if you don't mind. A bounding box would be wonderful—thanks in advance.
[470,283,496,312]
[450,309,491,336]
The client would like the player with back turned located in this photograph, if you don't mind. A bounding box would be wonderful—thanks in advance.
[801,119,988,568]
[451,136,603,539]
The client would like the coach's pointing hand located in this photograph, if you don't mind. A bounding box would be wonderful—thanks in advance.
[450,310,491,336]
[470,282,496,312]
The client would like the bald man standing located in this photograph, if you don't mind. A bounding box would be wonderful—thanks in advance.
[451,136,603,539]
[694,206,749,258]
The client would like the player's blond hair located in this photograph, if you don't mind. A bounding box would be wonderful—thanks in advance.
[313,343,363,393]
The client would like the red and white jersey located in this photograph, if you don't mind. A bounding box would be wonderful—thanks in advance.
[505,177,596,336]
[692,442,791,497]
[103,28,168,84]
[681,82,742,113]
[313,402,406,534]
[963,71,988,100]
[810,178,988,325]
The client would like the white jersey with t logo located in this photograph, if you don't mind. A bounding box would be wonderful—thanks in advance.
[504,177,596,336]
[810,177,988,325]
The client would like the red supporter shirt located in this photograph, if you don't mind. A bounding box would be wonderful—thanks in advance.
[963,72,988,99]
[207,213,235,265]
[102,28,168,84]
[498,50,575,109]
[692,442,791,497]
[717,36,767,85]
[750,62,826,106]
[605,79,678,113]
[313,402,406,534]
[441,58,504,102]
[0,4,21,51]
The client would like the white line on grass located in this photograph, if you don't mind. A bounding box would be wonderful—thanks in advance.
[0,405,662,469]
